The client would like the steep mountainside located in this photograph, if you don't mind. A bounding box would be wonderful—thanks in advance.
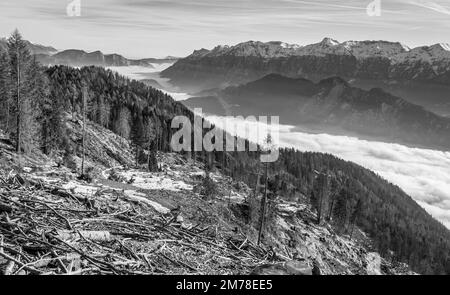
[183,74,450,151]
[0,120,416,275]
[162,39,450,116]
[1,62,447,274]
[43,66,450,274]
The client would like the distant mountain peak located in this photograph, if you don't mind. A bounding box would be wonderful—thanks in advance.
[319,37,340,46]
[0,37,57,55]
[162,38,450,93]
[183,38,416,60]
[164,55,181,60]
[432,43,450,51]
[191,48,210,57]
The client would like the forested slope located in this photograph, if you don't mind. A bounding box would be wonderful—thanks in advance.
[35,66,450,275]
[0,31,449,274]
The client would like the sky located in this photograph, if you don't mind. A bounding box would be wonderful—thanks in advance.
[0,0,450,58]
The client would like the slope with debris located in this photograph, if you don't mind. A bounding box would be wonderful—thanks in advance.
[0,119,415,275]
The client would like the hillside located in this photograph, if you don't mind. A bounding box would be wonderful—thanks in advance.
[0,118,416,275]
[161,39,450,116]
[0,54,449,274]
[183,74,450,151]
[42,66,450,275]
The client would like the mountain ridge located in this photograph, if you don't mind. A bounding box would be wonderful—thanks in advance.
[178,38,450,61]
[0,37,180,67]
[36,49,179,67]
[183,73,450,152]
[162,38,450,116]
[0,37,57,55]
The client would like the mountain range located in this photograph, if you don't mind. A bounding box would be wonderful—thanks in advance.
[162,38,450,117]
[183,74,450,151]
[0,38,57,55]
[35,50,179,67]
[0,37,179,67]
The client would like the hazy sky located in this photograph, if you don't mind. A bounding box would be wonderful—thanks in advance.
[0,0,450,58]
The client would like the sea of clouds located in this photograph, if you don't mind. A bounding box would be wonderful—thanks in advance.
[107,65,192,101]
[110,66,450,229]
[206,115,450,229]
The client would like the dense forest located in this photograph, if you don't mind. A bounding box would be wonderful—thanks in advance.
[0,30,449,275]
[233,149,450,274]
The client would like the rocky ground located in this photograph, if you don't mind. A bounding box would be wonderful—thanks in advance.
[0,118,415,275]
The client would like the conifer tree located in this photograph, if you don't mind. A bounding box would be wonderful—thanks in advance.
[349,198,363,239]
[7,29,39,153]
[333,188,349,232]
[0,50,10,130]
[311,171,330,225]
[113,106,131,139]
[131,112,145,166]
[40,75,66,154]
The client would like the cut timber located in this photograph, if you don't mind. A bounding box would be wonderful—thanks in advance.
[57,230,113,242]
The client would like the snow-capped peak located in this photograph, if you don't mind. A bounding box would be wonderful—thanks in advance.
[267,41,300,50]
[435,43,450,51]
[320,37,340,46]
[187,38,450,66]
[399,43,411,52]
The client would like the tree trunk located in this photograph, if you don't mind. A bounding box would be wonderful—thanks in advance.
[81,87,87,176]
[15,50,20,153]
[5,101,10,134]
[147,140,151,172]
[135,145,139,167]
[317,188,323,224]
[327,197,335,221]
[258,162,269,246]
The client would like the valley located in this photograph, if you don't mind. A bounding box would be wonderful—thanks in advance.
[106,65,450,231]
[162,39,450,117]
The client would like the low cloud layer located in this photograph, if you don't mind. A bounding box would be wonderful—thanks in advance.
[111,66,450,229]
[207,115,450,229]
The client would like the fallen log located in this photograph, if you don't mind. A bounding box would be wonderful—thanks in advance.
[57,230,113,242]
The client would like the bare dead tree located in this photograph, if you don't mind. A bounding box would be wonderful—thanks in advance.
[257,160,269,246]
[15,50,20,153]
[81,86,87,176]
[257,133,273,246]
